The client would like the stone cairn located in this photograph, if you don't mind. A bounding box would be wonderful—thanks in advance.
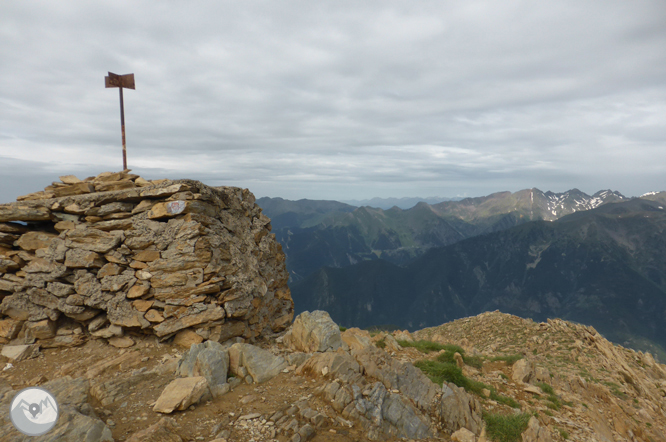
[0,171,293,349]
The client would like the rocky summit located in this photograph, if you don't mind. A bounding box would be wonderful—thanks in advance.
[0,171,293,348]
[0,174,665,442]
[0,307,664,441]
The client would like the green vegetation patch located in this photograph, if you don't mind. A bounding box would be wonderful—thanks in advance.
[557,427,570,439]
[535,382,554,395]
[375,338,386,349]
[397,339,451,354]
[482,411,531,442]
[490,354,524,366]
[413,360,518,407]
[490,391,520,408]
[602,381,628,400]
[414,360,469,389]
[399,339,485,368]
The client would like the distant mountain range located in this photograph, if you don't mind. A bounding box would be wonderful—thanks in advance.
[290,195,666,357]
[340,196,461,210]
[258,188,631,281]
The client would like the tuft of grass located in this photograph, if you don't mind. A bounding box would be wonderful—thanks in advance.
[397,339,450,354]
[490,391,520,408]
[602,381,628,400]
[339,326,347,332]
[414,360,468,388]
[414,360,518,407]
[545,393,561,410]
[401,340,486,369]
[375,338,386,349]
[483,411,531,442]
[463,354,485,370]
[490,354,524,366]
[557,427,570,439]
[535,382,554,395]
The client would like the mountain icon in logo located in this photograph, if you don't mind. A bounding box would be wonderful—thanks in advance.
[10,387,59,436]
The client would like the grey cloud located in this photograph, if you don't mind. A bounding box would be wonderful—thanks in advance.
[1,1,665,203]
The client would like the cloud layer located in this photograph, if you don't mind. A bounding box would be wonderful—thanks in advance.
[1,1,665,202]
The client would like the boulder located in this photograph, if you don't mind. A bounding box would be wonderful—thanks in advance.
[452,427,477,442]
[153,377,209,413]
[512,359,535,384]
[298,350,362,384]
[1,344,40,361]
[341,328,373,351]
[228,343,287,384]
[286,310,348,353]
[177,341,229,396]
[393,330,413,342]
[521,416,552,442]
[439,382,483,435]
[380,390,433,439]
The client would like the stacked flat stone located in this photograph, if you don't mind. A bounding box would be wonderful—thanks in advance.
[0,171,293,348]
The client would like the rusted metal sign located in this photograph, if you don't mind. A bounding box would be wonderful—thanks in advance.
[105,72,135,89]
[105,72,135,170]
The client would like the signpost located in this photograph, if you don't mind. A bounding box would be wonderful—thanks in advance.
[105,72,135,171]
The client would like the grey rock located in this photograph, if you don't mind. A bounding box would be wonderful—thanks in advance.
[521,416,552,442]
[381,393,432,439]
[287,310,347,353]
[1,344,40,361]
[228,343,287,384]
[100,270,136,292]
[298,423,316,441]
[286,352,311,367]
[439,382,483,435]
[0,293,50,321]
[46,282,75,297]
[64,249,105,268]
[353,346,439,409]
[298,351,362,383]
[177,341,229,397]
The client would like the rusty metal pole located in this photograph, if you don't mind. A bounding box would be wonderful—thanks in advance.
[105,72,135,171]
[119,86,127,170]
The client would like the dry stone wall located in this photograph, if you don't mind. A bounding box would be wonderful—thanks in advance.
[0,171,293,347]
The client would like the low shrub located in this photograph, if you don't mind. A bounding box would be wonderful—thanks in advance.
[482,411,531,442]
[490,354,524,366]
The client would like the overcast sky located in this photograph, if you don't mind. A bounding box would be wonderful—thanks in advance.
[1,1,665,203]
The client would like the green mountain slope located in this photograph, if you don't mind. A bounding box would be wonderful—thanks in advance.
[291,198,666,355]
[259,189,629,281]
